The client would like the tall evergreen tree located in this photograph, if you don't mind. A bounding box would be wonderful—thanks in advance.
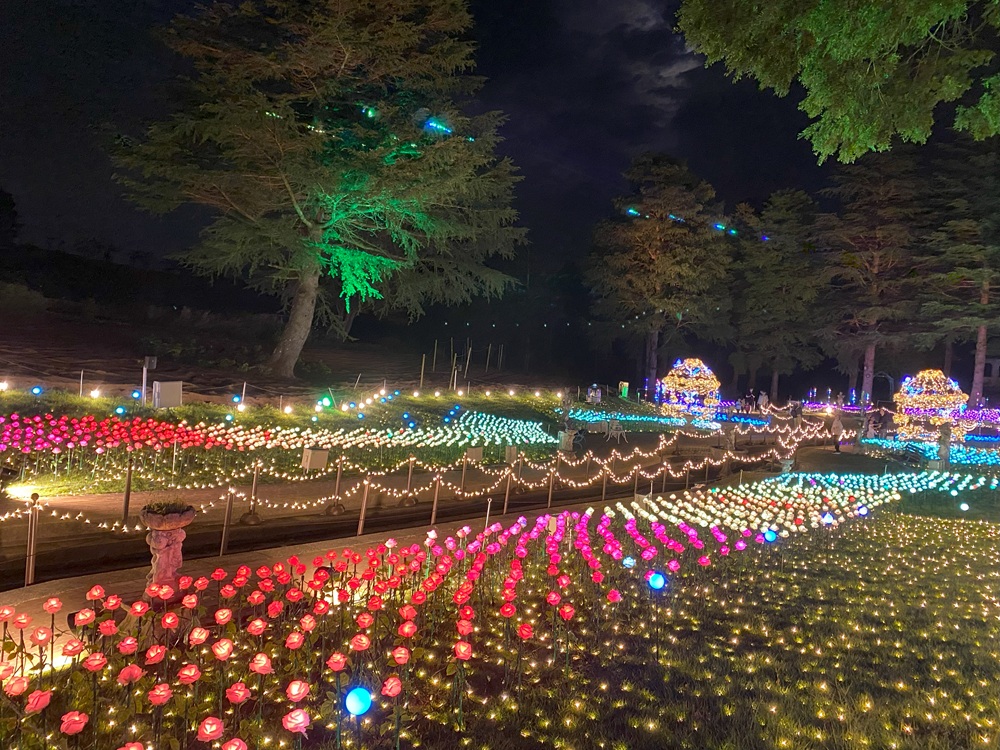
[816,149,927,403]
[585,154,732,388]
[115,0,523,377]
[917,138,1000,405]
[730,191,822,401]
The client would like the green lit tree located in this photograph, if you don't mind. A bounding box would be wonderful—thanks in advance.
[816,149,928,403]
[677,0,1000,162]
[730,192,822,401]
[585,154,732,388]
[115,0,522,377]
[916,138,1000,405]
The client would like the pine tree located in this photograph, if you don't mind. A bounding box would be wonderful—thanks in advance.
[730,191,822,401]
[114,0,522,377]
[816,149,928,404]
[917,138,1000,405]
[585,154,732,388]
[677,0,1000,162]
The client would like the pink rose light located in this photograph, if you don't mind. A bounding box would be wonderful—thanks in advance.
[197,716,225,742]
[282,708,311,735]
[60,711,89,735]
[226,682,251,704]
[25,689,52,714]
[285,680,310,702]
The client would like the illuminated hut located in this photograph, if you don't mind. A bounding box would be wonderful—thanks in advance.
[661,358,720,421]
[893,369,969,442]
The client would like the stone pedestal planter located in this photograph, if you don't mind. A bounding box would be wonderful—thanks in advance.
[140,507,196,591]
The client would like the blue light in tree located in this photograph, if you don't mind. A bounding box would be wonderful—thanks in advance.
[626,207,641,217]
[424,118,452,135]
[763,529,777,542]
[648,572,666,590]
[30,386,42,396]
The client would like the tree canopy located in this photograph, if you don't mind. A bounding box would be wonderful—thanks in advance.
[115,0,523,377]
[678,0,1000,162]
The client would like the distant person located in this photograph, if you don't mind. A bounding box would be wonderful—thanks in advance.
[758,391,769,411]
[878,409,889,439]
[831,412,844,453]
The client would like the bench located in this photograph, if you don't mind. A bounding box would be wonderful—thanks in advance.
[896,447,927,468]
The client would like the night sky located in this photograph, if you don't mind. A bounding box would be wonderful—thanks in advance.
[0,0,829,268]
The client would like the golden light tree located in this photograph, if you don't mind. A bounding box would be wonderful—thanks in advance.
[894,369,970,442]
[661,358,720,421]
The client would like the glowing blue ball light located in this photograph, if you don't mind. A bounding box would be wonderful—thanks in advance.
[857,505,869,516]
[960,502,970,512]
[345,687,372,716]
[623,556,636,569]
[648,572,666,590]
[131,390,141,400]
[821,512,835,526]
[232,395,241,403]
[115,406,126,415]
[357,413,365,420]
[30,386,43,396]
[763,529,777,543]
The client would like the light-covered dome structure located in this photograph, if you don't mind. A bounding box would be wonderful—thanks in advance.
[661,358,720,421]
[894,369,969,442]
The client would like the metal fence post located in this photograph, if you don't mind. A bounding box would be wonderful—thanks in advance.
[241,460,262,525]
[503,468,513,515]
[430,474,442,525]
[122,454,134,522]
[406,455,415,497]
[24,493,40,587]
[460,453,468,496]
[219,489,235,556]
[601,471,608,501]
[547,468,556,508]
[357,478,371,536]
[661,462,668,493]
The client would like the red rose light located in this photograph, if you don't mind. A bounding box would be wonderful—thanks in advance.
[249,652,273,674]
[177,663,202,684]
[391,646,410,665]
[282,708,311,734]
[350,634,371,651]
[215,608,233,626]
[453,640,473,661]
[189,627,209,646]
[246,618,267,636]
[227,681,251,704]
[62,639,85,657]
[499,603,516,618]
[42,597,62,614]
[285,631,305,650]
[355,612,374,629]
[98,620,118,637]
[73,609,95,627]
[160,612,179,630]
[144,645,166,665]
[60,711,89,735]
[116,664,145,685]
[326,652,347,672]
[212,639,235,661]
[197,716,225,742]
[558,603,575,621]
[25,689,52,714]
[29,626,52,647]
[86,585,105,601]
[83,652,107,672]
[118,636,138,655]
[398,620,418,638]
[381,675,402,697]
[222,740,248,750]
[545,591,561,607]
[4,676,29,697]
[286,680,311,702]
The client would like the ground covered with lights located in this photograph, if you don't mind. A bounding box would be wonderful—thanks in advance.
[2,470,999,749]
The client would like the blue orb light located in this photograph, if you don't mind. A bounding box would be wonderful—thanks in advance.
[131,390,141,400]
[357,413,365,420]
[232,395,241,403]
[959,502,970,512]
[30,386,43,396]
[763,529,777,543]
[114,406,126,415]
[345,687,372,716]
[857,505,869,517]
[821,512,835,526]
[622,556,636,569]
[225,414,234,422]
[648,572,666,590]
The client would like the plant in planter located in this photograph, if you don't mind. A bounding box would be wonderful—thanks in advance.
[140,501,197,590]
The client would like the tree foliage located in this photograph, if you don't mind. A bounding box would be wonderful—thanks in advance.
[678,0,1000,162]
[729,191,822,394]
[114,0,523,376]
[585,154,732,382]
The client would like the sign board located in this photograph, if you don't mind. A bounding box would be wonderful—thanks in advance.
[301,447,329,471]
[151,381,182,409]
[505,446,519,464]
[586,386,602,404]
[465,446,484,462]
[618,381,629,399]
[557,431,575,451]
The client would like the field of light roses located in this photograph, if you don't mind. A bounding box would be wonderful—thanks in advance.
[2,471,998,749]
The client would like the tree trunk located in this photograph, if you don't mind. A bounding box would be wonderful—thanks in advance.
[267,265,322,379]
[770,370,779,404]
[861,343,876,405]
[748,366,758,392]
[943,340,954,378]
[644,329,659,395]
[342,307,360,339]
[729,367,741,393]
[971,324,988,407]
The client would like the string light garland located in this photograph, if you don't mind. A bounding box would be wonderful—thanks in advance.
[894,370,970,442]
